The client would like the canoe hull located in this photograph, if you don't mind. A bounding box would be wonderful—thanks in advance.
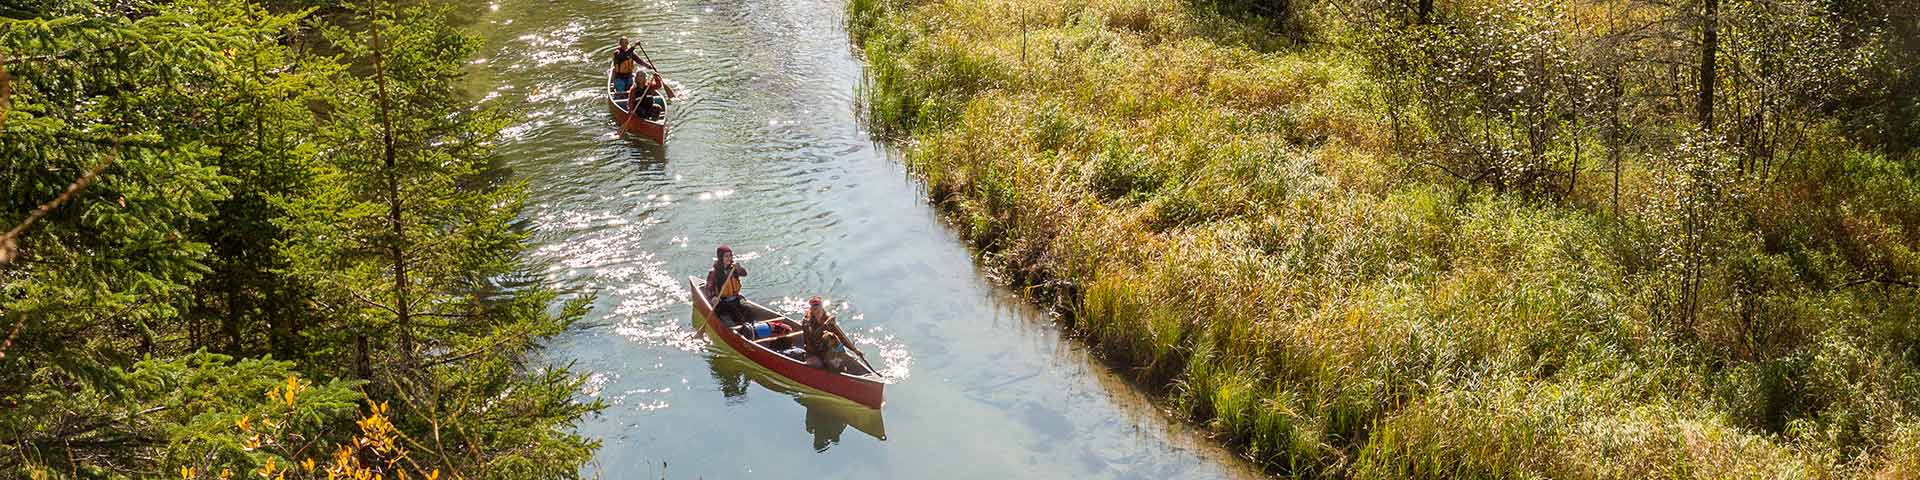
[607,69,668,144]
[687,277,886,409]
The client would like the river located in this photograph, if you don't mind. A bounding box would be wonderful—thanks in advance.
[459,0,1263,477]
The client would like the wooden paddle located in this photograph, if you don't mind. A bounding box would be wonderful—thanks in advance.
[849,347,881,378]
[633,38,675,99]
[752,331,805,344]
[833,326,881,377]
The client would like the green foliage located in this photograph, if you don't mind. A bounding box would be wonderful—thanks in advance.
[1,1,598,477]
[281,3,601,476]
[4,351,363,476]
[853,0,1920,477]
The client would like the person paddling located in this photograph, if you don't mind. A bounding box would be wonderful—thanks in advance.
[609,36,651,95]
[627,71,667,121]
[705,245,748,325]
[801,296,869,373]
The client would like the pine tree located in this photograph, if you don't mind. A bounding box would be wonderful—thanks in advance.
[2,1,601,476]
[281,3,600,476]
[0,3,363,474]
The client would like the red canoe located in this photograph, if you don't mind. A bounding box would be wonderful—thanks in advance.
[607,68,668,144]
[687,277,888,409]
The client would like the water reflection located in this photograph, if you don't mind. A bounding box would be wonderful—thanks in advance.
[703,334,886,451]
[620,136,669,164]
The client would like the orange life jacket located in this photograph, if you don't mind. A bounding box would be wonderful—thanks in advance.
[718,266,742,297]
[613,47,640,75]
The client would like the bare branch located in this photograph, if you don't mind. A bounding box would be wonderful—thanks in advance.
[419,329,533,369]
[347,287,402,317]
[1836,275,1918,291]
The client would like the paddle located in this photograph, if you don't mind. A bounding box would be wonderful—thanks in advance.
[632,38,675,99]
[849,347,881,378]
[752,331,805,344]
[832,324,881,377]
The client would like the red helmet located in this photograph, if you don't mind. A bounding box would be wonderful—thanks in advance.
[717,245,731,256]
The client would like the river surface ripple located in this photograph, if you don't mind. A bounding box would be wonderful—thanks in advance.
[461,0,1264,477]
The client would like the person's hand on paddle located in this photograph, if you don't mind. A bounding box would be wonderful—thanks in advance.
[654,71,677,99]
[828,318,878,372]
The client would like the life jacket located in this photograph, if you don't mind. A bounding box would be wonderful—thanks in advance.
[718,265,742,298]
[612,48,639,75]
[802,314,833,354]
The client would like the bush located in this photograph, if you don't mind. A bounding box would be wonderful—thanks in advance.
[853,0,1920,476]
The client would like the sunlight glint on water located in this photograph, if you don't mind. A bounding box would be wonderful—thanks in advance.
[456,0,1267,477]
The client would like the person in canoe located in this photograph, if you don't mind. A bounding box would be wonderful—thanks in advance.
[627,71,668,121]
[609,36,652,95]
[801,296,868,373]
[819,332,858,374]
[705,245,749,325]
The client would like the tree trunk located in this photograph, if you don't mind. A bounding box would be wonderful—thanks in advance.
[355,333,371,380]
[1697,0,1719,129]
[223,280,242,354]
[1611,75,1623,219]
[1569,117,1580,198]
[370,16,415,362]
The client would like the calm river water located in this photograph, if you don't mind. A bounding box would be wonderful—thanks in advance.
[460,0,1262,477]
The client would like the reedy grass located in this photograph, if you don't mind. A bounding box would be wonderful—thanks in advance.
[851,0,1920,477]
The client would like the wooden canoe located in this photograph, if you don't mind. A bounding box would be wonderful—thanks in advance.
[687,277,887,409]
[607,68,667,144]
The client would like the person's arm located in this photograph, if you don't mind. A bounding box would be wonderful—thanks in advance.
[732,263,747,277]
[829,320,864,356]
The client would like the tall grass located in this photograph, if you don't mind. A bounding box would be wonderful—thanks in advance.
[850,0,1920,477]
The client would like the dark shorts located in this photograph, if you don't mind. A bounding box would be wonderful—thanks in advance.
[714,296,746,323]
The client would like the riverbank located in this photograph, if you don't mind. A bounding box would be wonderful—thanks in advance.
[849,0,1920,477]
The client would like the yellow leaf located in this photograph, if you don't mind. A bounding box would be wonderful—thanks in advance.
[236,415,252,432]
[302,458,316,472]
[181,466,197,479]
[284,376,300,407]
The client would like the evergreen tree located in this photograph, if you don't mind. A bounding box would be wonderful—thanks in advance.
[0,3,361,474]
[282,3,599,476]
[2,1,600,476]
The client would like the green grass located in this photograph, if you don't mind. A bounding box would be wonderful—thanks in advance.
[850,0,1920,477]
